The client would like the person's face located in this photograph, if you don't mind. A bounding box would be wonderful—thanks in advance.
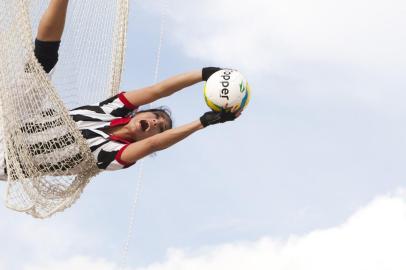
[128,111,171,141]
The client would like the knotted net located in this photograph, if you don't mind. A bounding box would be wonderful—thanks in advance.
[0,0,129,218]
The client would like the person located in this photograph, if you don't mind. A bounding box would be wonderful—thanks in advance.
[0,0,241,180]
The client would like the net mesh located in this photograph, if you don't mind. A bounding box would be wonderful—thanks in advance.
[0,0,129,218]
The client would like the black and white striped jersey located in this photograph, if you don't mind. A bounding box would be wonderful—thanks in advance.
[69,92,139,171]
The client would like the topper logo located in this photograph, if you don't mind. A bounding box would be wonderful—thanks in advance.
[219,70,232,100]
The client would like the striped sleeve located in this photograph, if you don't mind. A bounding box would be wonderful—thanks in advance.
[71,92,138,118]
[94,141,135,171]
[98,92,138,117]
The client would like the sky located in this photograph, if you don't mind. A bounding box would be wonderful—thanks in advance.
[1,0,406,269]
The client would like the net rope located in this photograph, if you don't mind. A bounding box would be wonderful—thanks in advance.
[119,1,167,268]
[0,0,129,218]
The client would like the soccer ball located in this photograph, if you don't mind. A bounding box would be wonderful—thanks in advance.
[204,69,251,112]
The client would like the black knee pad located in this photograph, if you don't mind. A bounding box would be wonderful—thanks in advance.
[34,39,61,73]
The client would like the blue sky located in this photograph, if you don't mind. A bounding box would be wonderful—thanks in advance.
[1,0,406,269]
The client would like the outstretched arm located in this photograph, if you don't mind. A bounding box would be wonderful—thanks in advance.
[120,120,203,164]
[120,107,239,164]
[123,70,202,107]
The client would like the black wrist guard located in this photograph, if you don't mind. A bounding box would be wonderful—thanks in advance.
[202,67,221,81]
[200,111,236,127]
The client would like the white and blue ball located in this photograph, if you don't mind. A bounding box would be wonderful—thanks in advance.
[204,69,251,112]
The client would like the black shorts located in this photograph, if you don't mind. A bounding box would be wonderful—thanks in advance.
[34,39,61,73]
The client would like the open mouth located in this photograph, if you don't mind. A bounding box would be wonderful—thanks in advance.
[140,120,150,132]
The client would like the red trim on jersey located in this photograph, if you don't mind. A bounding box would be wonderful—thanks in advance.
[115,144,135,166]
[109,134,134,144]
[110,117,131,127]
[118,92,138,110]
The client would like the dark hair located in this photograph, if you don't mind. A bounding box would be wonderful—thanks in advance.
[135,106,173,131]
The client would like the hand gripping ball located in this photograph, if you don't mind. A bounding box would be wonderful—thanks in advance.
[204,69,251,112]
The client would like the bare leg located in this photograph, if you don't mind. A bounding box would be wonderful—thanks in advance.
[36,0,69,41]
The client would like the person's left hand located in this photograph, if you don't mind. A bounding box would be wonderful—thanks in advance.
[199,103,243,127]
[226,103,243,117]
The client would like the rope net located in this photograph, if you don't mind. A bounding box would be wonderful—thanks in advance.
[0,0,129,218]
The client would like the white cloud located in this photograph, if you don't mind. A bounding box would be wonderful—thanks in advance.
[10,190,406,270]
[140,0,406,111]
[155,0,406,72]
[22,257,117,270]
[135,192,406,270]
[0,212,103,270]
